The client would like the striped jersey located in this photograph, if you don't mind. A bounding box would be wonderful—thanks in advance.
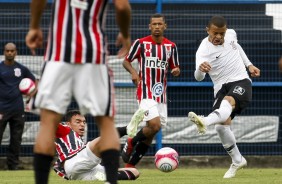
[45,0,108,64]
[55,124,85,166]
[125,35,180,103]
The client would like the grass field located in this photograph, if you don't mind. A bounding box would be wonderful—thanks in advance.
[0,168,281,184]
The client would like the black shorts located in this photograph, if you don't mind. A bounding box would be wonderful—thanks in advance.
[212,78,252,119]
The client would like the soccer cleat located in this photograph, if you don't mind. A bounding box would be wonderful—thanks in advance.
[188,112,207,134]
[121,138,134,163]
[126,108,146,137]
[223,157,247,178]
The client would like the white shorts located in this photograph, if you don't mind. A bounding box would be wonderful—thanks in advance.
[139,99,167,126]
[64,143,105,180]
[35,61,115,116]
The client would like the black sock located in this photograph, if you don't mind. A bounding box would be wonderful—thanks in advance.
[116,126,127,138]
[101,149,119,184]
[128,142,150,166]
[132,129,147,146]
[117,170,137,180]
[33,153,53,184]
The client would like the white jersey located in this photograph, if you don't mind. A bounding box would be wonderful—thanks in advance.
[195,29,252,96]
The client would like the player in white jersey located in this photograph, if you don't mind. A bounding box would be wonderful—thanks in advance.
[188,16,260,178]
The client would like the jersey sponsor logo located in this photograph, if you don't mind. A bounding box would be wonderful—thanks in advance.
[152,82,164,97]
[145,57,168,69]
[233,86,245,95]
[70,0,88,10]
[14,68,21,77]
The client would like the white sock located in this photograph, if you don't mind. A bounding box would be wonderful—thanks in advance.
[204,100,232,126]
[215,124,242,164]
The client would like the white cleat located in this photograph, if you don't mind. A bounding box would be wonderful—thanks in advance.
[223,157,247,179]
[127,108,146,137]
[188,112,206,134]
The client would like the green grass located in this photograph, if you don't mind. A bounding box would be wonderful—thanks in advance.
[0,168,281,184]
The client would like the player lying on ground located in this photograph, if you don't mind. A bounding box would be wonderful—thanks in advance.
[54,110,139,181]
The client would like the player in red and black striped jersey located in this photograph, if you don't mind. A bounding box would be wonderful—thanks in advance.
[54,110,139,181]
[122,13,180,168]
[25,0,131,184]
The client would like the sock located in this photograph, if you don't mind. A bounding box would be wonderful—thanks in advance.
[128,142,150,166]
[204,100,232,126]
[215,124,242,164]
[101,149,119,184]
[116,126,127,138]
[33,153,53,184]
[132,129,147,146]
[117,170,137,180]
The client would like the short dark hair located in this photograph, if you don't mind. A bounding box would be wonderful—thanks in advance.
[64,110,81,122]
[207,15,227,28]
[150,13,165,23]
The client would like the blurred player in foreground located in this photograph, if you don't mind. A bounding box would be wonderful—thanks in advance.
[122,13,180,168]
[54,110,139,181]
[188,15,260,178]
[25,0,131,183]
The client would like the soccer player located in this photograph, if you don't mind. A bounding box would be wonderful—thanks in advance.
[25,0,131,184]
[188,15,260,178]
[54,110,139,181]
[122,13,180,168]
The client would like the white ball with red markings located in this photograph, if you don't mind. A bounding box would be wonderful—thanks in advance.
[155,147,179,172]
[19,78,35,95]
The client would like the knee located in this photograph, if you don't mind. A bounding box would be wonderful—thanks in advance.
[149,121,161,134]
[223,96,235,106]
[215,124,226,134]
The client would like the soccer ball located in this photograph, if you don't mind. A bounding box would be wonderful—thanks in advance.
[155,147,179,172]
[19,78,35,95]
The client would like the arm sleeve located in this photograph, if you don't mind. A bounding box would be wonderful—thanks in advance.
[237,43,253,67]
[125,39,140,62]
[229,29,253,67]
[169,44,180,69]
[194,68,206,81]
[194,44,206,81]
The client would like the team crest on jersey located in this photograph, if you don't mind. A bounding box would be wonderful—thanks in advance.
[233,86,245,95]
[230,41,237,50]
[152,83,164,97]
[14,68,21,77]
